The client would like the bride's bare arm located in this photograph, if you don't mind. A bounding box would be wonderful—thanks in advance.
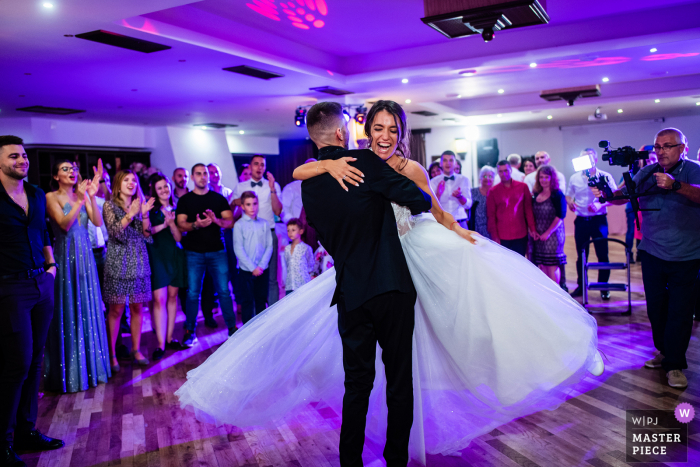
[292,157,364,191]
[402,160,477,244]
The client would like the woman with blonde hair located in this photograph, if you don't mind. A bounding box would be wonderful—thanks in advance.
[103,170,155,371]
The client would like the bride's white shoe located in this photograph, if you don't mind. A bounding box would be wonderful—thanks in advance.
[588,350,605,376]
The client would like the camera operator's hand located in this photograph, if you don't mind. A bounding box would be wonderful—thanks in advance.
[590,186,602,199]
[654,172,675,190]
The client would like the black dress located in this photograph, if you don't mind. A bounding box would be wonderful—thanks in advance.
[147,208,185,291]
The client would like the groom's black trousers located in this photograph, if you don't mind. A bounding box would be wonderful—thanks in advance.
[337,290,416,467]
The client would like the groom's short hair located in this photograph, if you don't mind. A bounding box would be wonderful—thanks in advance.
[307,102,344,140]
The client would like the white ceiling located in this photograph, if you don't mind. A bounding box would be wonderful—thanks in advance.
[1,0,699,139]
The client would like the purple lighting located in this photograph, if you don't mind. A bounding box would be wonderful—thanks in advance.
[249,0,328,29]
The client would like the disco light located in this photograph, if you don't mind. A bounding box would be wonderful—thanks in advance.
[295,107,307,127]
[354,105,367,124]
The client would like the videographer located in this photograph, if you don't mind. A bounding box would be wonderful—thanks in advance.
[567,148,617,299]
[591,128,700,389]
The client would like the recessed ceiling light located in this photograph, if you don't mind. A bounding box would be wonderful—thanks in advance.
[655,99,660,103]
[239,130,245,134]
[457,94,462,98]
[497,89,505,94]
[405,99,411,103]
[43,2,54,8]
[497,114,502,117]
[547,115,553,119]
[459,70,477,76]
[696,102,700,106]
[401,78,408,84]
[602,77,610,82]
[529,62,537,68]
[650,48,658,53]
[617,109,623,113]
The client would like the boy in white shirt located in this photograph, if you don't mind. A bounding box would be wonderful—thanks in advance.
[283,218,314,296]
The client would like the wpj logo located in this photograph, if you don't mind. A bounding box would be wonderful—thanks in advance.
[626,407,691,463]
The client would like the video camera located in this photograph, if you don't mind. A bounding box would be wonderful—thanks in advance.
[598,140,648,167]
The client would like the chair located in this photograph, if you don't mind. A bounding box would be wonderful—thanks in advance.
[582,237,631,315]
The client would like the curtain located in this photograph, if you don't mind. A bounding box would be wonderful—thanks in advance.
[410,131,427,167]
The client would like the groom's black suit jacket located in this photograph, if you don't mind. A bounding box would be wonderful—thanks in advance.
[302,146,432,311]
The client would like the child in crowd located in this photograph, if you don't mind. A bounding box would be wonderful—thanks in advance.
[283,218,314,296]
[233,191,273,324]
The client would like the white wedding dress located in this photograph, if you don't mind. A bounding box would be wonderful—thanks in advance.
[176,204,599,463]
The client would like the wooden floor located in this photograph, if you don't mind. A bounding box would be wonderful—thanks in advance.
[26,235,700,467]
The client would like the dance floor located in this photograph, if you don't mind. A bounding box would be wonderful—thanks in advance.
[29,235,700,467]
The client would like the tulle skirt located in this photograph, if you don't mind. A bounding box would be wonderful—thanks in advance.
[176,214,598,463]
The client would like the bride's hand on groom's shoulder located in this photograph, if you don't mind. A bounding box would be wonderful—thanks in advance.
[326,157,363,191]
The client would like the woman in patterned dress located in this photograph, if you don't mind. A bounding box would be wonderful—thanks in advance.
[531,164,567,283]
[103,170,155,371]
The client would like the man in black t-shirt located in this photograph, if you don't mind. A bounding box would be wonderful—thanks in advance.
[176,163,236,345]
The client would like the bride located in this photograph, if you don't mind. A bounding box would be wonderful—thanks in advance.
[176,100,602,463]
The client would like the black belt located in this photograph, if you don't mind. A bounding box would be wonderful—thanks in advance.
[577,214,607,221]
[0,267,46,281]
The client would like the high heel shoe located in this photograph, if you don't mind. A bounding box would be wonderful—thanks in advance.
[110,358,121,373]
[588,350,605,376]
[130,350,150,366]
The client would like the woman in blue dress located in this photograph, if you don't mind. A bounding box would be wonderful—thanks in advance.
[44,159,111,393]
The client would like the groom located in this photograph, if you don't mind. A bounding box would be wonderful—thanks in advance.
[301,102,432,467]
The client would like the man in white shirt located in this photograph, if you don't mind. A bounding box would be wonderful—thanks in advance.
[507,153,526,182]
[208,163,236,203]
[233,155,283,305]
[281,158,317,224]
[524,151,567,193]
[566,148,618,299]
[429,151,473,228]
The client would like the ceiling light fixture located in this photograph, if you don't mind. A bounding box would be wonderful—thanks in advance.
[459,70,477,76]
[457,94,462,98]
[547,115,553,119]
[43,2,54,8]
[497,89,505,94]
[602,77,610,82]
[617,109,624,113]
[655,99,660,103]
[529,62,537,68]
[239,130,245,134]
[497,114,502,117]
[401,78,409,84]
[405,99,411,104]
[650,48,658,53]
[696,102,700,106]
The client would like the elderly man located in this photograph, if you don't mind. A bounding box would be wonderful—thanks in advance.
[507,153,526,182]
[524,151,566,193]
[429,150,472,228]
[592,128,700,389]
[567,148,618,299]
[487,161,536,256]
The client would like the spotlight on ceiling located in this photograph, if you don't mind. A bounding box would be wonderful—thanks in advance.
[529,62,537,68]
[342,109,351,123]
[650,48,658,53]
[354,105,367,124]
[43,2,54,8]
[401,78,409,84]
[295,107,307,127]
[602,77,610,82]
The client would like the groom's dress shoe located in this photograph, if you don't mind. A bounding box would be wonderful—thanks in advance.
[13,430,64,451]
[0,446,26,467]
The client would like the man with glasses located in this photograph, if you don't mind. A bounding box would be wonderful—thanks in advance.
[592,128,700,389]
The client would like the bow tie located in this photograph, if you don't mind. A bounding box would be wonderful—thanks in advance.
[444,175,455,181]
[251,181,263,187]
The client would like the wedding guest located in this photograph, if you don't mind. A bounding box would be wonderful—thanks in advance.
[282,159,316,224]
[0,136,64,464]
[454,158,462,174]
[524,151,566,193]
[507,153,526,182]
[201,163,237,327]
[469,165,496,239]
[522,157,536,176]
[532,165,567,283]
[232,155,282,305]
[176,163,237,343]
[428,161,442,179]
[487,161,536,256]
[283,218,314,295]
[238,164,252,183]
[147,173,187,361]
[172,167,189,205]
[103,170,155,371]
[44,159,111,393]
[234,191,273,324]
[430,151,472,228]
[566,148,617,298]
[313,243,334,278]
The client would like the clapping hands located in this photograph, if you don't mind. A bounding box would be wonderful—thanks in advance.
[75,180,89,200]
[141,197,156,215]
[163,209,176,226]
[85,159,104,198]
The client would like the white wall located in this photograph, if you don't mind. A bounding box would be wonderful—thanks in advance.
[226,134,279,155]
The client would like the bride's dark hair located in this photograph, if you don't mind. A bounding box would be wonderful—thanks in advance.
[364,100,411,169]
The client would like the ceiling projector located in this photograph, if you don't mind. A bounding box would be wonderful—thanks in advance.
[588,107,608,122]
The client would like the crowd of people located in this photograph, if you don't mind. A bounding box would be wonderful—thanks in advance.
[1,121,698,465]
